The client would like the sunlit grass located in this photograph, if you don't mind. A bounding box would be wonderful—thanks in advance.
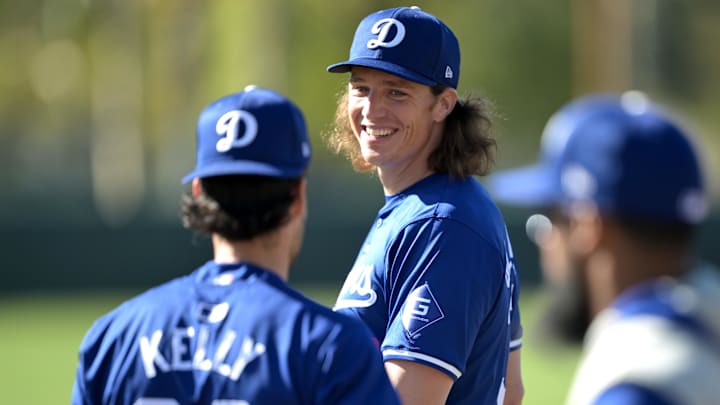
[0,286,579,405]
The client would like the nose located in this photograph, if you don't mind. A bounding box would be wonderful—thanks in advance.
[361,90,386,120]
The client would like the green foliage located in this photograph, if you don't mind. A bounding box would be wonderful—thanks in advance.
[1,0,718,227]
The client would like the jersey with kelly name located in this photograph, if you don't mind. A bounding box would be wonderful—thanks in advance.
[72,261,400,405]
[334,173,518,405]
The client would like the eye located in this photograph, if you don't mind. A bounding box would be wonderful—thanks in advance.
[389,89,407,97]
[350,84,370,96]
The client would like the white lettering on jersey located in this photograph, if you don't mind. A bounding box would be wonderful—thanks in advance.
[401,284,445,337]
[367,18,406,49]
[334,264,378,310]
[140,330,168,378]
[504,227,515,289]
[215,110,258,152]
[138,327,266,381]
[170,327,193,371]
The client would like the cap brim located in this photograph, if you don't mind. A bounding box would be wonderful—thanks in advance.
[487,163,559,207]
[327,58,437,87]
[182,160,298,184]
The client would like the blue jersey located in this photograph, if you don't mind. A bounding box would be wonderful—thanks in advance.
[73,261,400,405]
[334,173,519,404]
[566,266,720,405]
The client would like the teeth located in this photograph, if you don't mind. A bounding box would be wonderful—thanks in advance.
[365,128,394,137]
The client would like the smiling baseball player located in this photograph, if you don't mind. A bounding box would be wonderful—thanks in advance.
[326,7,523,405]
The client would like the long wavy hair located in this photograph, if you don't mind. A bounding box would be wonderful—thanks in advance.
[325,85,497,178]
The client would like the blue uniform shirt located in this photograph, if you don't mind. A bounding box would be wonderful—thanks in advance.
[73,261,400,405]
[335,173,519,404]
[566,266,720,405]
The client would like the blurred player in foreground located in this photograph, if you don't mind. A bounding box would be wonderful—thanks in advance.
[326,6,523,405]
[489,92,720,405]
[72,86,400,405]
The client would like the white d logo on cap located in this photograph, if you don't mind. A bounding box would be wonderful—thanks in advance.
[215,110,258,152]
[367,18,406,49]
[561,164,597,199]
[678,189,708,224]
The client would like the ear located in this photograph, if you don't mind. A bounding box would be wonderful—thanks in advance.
[290,178,308,219]
[432,88,458,122]
[191,178,203,197]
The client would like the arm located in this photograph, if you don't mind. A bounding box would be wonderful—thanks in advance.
[503,349,525,405]
[385,359,454,405]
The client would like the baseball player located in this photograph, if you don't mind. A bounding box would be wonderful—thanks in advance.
[71,86,401,405]
[489,92,720,404]
[326,7,523,405]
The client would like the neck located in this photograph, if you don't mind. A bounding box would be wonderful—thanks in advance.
[212,233,290,281]
[378,167,435,195]
[586,240,693,317]
[614,243,693,289]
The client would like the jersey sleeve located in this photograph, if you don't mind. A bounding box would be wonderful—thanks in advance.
[312,320,400,405]
[381,218,511,380]
[509,256,523,351]
[71,363,90,405]
[72,313,116,405]
[503,224,523,351]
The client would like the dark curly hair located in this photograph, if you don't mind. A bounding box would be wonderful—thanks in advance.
[181,175,301,241]
[326,85,496,178]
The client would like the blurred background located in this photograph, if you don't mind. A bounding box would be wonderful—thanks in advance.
[1,0,719,403]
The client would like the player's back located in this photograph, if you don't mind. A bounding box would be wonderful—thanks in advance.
[72,261,400,405]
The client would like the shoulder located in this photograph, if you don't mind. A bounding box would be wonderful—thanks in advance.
[572,303,720,405]
[594,383,677,405]
[80,276,192,348]
[428,176,507,239]
[587,310,717,373]
[274,286,377,341]
[397,175,506,238]
[410,175,498,213]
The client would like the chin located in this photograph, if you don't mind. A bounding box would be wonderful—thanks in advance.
[360,151,382,166]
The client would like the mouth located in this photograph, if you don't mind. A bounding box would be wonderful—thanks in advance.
[362,126,397,138]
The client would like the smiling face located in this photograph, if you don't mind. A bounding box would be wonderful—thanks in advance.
[347,67,456,193]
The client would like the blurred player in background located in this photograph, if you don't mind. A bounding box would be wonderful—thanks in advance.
[489,92,720,405]
[72,86,400,405]
[326,6,524,405]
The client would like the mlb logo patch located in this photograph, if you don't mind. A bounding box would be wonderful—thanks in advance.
[401,284,445,337]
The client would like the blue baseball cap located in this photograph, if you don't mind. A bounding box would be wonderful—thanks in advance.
[489,92,708,225]
[327,6,460,89]
[182,85,311,183]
